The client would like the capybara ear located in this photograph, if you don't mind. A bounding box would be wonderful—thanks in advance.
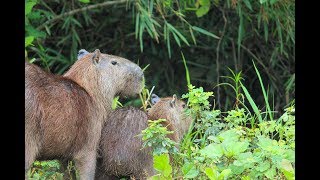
[151,94,160,105]
[77,49,89,60]
[170,94,177,107]
[92,49,101,65]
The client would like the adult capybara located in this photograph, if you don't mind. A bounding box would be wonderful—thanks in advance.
[25,49,144,180]
[95,94,192,180]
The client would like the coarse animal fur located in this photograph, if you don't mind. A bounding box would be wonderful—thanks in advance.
[95,95,192,180]
[25,49,144,180]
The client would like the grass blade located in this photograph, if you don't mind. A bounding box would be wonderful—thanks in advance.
[240,82,262,123]
[252,60,273,121]
[181,51,191,86]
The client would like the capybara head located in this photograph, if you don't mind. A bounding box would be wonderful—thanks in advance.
[64,49,144,99]
[148,94,193,142]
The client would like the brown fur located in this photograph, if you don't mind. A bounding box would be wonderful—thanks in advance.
[25,49,144,180]
[96,96,192,180]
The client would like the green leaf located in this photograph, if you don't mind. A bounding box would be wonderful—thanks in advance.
[25,36,35,47]
[181,52,191,86]
[218,129,239,141]
[79,0,90,3]
[229,164,245,175]
[280,159,294,179]
[218,169,231,180]
[192,26,219,39]
[243,0,253,11]
[270,0,279,5]
[25,0,37,16]
[171,30,181,47]
[182,162,199,178]
[139,22,145,52]
[240,82,263,123]
[200,143,223,159]
[199,0,210,6]
[252,61,273,121]
[189,26,197,45]
[167,23,189,46]
[153,153,172,178]
[112,96,120,109]
[263,22,268,42]
[196,6,210,17]
[204,167,217,180]
[25,25,46,38]
[256,161,270,172]
[166,25,171,58]
[135,13,140,39]
[259,0,267,4]
[223,140,249,157]
[264,166,276,179]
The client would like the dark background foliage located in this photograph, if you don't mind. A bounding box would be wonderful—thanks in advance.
[25,0,295,116]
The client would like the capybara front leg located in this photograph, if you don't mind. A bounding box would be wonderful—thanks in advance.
[74,151,97,180]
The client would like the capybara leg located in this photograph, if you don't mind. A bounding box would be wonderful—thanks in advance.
[74,151,97,180]
[25,141,38,180]
[25,137,38,174]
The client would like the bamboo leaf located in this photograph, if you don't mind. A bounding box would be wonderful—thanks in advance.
[167,23,189,46]
[192,26,219,39]
[139,22,145,52]
[135,13,140,39]
[243,0,253,11]
[189,26,197,45]
[171,30,181,47]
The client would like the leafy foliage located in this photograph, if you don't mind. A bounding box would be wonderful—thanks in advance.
[143,70,294,179]
[141,119,178,155]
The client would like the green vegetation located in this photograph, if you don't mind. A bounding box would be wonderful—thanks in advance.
[25,0,294,179]
[144,82,295,179]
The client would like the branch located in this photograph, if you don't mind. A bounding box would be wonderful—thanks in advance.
[215,7,227,111]
[37,0,132,30]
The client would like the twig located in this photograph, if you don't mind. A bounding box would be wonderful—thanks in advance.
[37,0,132,30]
[215,7,227,111]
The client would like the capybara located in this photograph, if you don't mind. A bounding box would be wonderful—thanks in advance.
[95,94,192,180]
[25,49,144,180]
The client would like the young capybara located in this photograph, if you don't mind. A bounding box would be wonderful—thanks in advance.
[95,94,192,180]
[25,49,144,180]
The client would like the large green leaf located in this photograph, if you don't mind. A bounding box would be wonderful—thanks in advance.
[153,153,172,178]
[200,143,223,159]
[25,36,34,48]
[182,162,199,178]
[25,0,37,16]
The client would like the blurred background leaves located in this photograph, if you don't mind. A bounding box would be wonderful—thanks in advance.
[25,0,295,117]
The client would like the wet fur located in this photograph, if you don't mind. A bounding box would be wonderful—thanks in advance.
[96,97,192,180]
[25,50,144,180]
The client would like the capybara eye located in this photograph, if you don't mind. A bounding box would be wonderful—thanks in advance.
[111,61,117,65]
[182,104,186,108]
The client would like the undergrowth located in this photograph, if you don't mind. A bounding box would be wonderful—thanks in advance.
[141,60,295,180]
